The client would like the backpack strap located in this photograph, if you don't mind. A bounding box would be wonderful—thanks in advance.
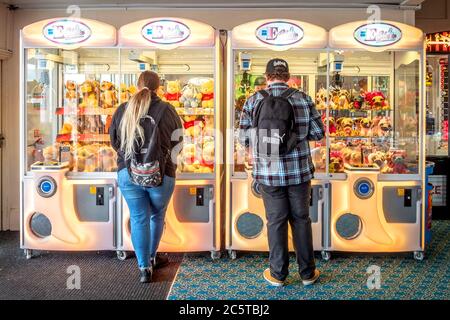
[280,87,297,99]
[259,89,270,98]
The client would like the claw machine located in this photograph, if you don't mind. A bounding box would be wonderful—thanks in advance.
[425,31,449,220]
[116,18,222,260]
[20,18,119,258]
[325,21,426,260]
[225,19,330,260]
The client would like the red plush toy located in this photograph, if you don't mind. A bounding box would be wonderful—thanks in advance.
[364,91,390,110]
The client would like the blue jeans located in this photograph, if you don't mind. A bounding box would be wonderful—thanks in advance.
[118,168,176,269]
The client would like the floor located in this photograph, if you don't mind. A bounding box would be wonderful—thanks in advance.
[168,221,450,300]
[0,232,182,300]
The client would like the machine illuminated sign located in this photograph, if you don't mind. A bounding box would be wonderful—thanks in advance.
[43,19,92,45]
[426,31,450,53]
[353,23,402,47]
[141,20,190,45]
[255,21,304,46]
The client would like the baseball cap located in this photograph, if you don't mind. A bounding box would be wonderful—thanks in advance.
[265,58,289,74]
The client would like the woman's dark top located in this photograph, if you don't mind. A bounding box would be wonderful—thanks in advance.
[109,95,183,177]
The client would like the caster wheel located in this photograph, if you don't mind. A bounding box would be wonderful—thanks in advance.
[321,251,331,261]
[228,250,237,260]
[210,250,221,260]
[414,251,424,261]
[116,250,129,261]
[24,249,33,260]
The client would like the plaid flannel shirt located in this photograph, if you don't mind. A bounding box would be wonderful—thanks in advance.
[239,82,325,186]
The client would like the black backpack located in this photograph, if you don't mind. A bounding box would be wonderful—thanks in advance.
[127,102,169,188]
[252,88,298,157]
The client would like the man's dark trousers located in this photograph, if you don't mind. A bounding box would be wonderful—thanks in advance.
[260,180,316,281]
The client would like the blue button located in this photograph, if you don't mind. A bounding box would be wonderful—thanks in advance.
[358,182,370,195]
[40,181,53,194]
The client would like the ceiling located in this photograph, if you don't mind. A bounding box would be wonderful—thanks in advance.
[2,0,426,10]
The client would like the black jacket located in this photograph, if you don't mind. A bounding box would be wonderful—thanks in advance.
[109,95,183,177]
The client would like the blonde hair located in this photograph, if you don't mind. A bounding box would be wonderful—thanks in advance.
[119,71,160,160]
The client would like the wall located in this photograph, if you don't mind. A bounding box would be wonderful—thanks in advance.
[2,6,416,230]
[416,0,450,33]
[0,4,13,230]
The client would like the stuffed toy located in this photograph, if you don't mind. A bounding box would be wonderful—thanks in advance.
[336,117,354,136]
[182,115,204,138]
[180,84,202,108]
[368,151,386,168]
[180,143,199,172]
[79,80,99,108]
[164,80,181,107]
[59,122,74,135]
[200,79,214,109]
[372,116,392,137]
[329,151,344,173]
[315,88,328,110]
[350,90,365,110]
[359,117,373,136]
[337,90,350,109]
[120,83,129,103]
[321,114,337,136]
[43,144,59,164]
[349,150,362,166]
[364,91,390,110]
[100,81,118,109]
[65,81,78,100]
[98,145,117,172]
[200,138,215,173]
[202,115,214,137]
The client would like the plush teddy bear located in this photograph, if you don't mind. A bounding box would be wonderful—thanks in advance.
[200,139,215,173]
[65,80,78,100]
[180,142,200,172]
[100,81,118,109]
[182,115,204,138]
[164,80,181,108]
[180,84,202,108]
[79,80,99,108]
[200,79,214,109]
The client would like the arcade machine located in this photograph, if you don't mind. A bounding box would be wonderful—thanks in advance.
[425,31,449,220]
[116,18,222,260]
[20,18,119,258]
[325,21,427,260]
[225,19,330,260]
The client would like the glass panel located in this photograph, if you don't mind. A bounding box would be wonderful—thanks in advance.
[232,50,326,175]
[25,48,120,172]
[426,55,449,156]
[327,50,419,174]
[120,48,215,174]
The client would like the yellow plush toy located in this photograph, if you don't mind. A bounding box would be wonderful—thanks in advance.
[182,115,203,138]
[100,81,118,109]
[164,80,181,108]
[79,80,99,108]
[65,81,77,100]
[200,79,214,109]
[120,83,129,103]
[200,139,214,173]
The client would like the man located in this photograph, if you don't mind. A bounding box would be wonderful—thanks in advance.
[239,58,325,286]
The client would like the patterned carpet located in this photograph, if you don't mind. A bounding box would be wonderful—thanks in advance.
[168,221,450,300]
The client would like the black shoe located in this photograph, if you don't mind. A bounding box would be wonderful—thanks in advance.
[152,254,170,269]
[139,267,153,283]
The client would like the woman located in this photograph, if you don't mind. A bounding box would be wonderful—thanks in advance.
[110,71,182,283]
